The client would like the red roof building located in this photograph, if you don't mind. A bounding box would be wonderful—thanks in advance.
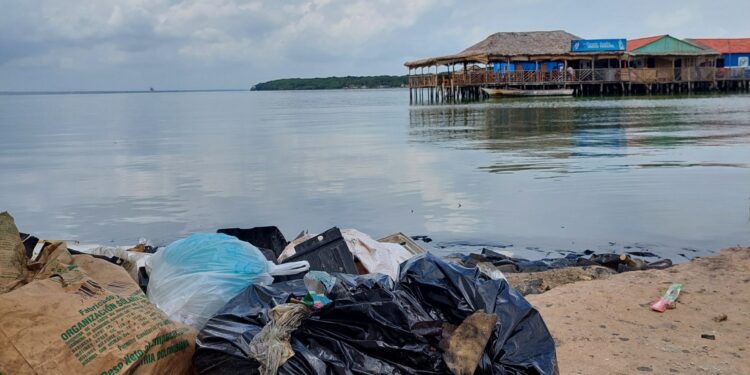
[687,38,750,54]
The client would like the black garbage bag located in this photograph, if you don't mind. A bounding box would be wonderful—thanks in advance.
[475,249,551,273]
[194,253,557,375]
[218,226,289,259]
[194,275,446,374]
[399,254,557,375]
[19,232,39,258]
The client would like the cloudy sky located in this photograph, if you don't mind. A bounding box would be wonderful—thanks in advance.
[1,0,749,91]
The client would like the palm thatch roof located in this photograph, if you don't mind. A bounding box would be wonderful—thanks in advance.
[463,30,581,56]
[405,30,590,68]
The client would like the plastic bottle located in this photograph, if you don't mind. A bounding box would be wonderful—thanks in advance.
[650,283,683,312]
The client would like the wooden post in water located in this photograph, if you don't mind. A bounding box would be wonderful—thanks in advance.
[408,68,412,103]
[433,65,438,102]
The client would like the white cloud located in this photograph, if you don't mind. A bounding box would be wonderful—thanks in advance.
[644,6,699,34]
[1,0,749,90]
[1,0,442,70]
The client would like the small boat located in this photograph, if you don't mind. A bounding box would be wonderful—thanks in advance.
[481,87,574,97]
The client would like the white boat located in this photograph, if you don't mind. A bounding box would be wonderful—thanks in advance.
[481,88,574,97]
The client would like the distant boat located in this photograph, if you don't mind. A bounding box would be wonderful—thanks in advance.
[481,88,574,97]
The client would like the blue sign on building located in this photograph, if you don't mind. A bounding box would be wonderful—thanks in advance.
[571,39,627,52]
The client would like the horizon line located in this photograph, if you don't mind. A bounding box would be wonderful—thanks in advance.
[0,88,252,96]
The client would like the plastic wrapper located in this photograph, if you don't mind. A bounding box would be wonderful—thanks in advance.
[247,303,312,375]
[194,253,557,375]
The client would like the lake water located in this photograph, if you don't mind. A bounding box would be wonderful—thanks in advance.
[1,89,749,261]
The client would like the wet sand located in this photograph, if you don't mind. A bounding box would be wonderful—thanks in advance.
[526,247,750,374]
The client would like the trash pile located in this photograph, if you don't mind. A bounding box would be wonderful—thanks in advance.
[1,211,565,374]
[446,248,673,278]
[193,253,557,374]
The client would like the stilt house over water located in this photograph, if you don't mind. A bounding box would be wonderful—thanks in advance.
[626,35,718,85]
[688,38,750,86]
[688,38,750,67]
[405,30,750,101]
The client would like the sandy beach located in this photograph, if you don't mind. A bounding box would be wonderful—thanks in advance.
[525,247,750,374]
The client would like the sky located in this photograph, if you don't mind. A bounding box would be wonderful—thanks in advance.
[1,0,749,91]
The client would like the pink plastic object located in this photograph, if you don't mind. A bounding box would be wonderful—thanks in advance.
[650,283,683,312]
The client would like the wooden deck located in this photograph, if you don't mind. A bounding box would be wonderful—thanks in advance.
[408,67,750,88]
[408,67,750,101]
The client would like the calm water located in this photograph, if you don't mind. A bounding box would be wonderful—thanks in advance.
[1,89,749,261]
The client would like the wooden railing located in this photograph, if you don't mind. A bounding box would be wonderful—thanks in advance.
[716,67,750,80]
[408,67,750,88]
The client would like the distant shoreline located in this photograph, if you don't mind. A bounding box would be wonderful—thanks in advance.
[252,75,408,91]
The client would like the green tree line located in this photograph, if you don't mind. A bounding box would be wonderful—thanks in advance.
[252,75,407,90]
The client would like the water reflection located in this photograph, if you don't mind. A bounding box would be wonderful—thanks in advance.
[1,91,749,261]
[409,97,750,176]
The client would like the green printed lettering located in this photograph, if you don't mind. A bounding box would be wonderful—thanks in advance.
[117,338,136,351]
[116,294,143,307]
[78,295,116,315]
[60,293,184,367]
[62,303,120,342]
[124,349,145,365]
[156,340,190,360]
[81,352,97,366]
[150,327,189,347]
[100,361,124,375]
[142,352,155,364]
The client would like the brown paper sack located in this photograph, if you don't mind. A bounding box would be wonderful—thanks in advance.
[0,212,28,293]
[0,213,196,375]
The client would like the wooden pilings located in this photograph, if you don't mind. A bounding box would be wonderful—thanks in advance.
[409,79,750,105]
[409,85,485,103]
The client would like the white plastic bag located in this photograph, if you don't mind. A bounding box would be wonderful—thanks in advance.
[146,233,308,329]
[341,229,414,280]
[71,244,151,281]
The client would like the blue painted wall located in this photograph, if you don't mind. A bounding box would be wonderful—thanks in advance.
[493,61,564,72]
[494,63,514,72]
[723,53,750,67]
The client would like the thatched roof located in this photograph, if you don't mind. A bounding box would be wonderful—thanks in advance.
[462,30,581,57]
[405,30,586,68]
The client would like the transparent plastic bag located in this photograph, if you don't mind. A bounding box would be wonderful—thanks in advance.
[146,233,308,329]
